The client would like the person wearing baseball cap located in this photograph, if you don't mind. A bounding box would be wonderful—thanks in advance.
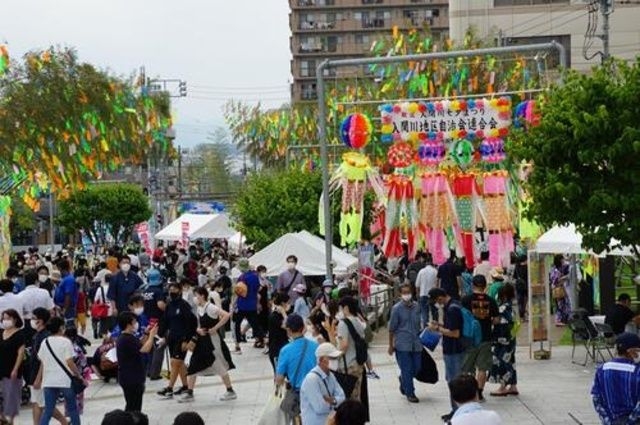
[275,314,319,423]
[592,332,640,423]
[300,342,346,425]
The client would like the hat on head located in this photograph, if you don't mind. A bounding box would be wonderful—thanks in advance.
[147,268,163,286]
[428,287,447,302]
[285,314,305,332]
[237,258,250,272]
[491,267,505,281]
[616,332,640,352]
[315,342,342,359]
[50,270,62,282]
[293,283,306,294]
[322,279,333,288]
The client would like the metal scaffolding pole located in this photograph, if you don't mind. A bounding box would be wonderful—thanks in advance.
[315,41,566,281]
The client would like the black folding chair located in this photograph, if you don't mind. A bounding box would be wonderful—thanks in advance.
[569,312,614,366]
[569,318,596,366]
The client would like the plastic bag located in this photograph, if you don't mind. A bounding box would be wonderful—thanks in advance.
[257,393,287,425]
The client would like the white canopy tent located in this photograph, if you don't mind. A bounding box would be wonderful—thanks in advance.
[535,224,634,256]
[155,213,235,241]
[232,230,357,278]
[227,232,247,252]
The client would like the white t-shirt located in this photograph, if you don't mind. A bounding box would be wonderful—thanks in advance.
[473,261,492,284]
[37,336,74,388]
[452,409,502,425]
[197,303,220,321]
[209,291,222,309]
[416,265,438,297]
[0,293,25,320]
[18,286,54,318]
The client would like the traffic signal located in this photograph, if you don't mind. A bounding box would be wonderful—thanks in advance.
[179,81,187,97]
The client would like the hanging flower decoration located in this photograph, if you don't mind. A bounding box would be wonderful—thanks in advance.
[387,141,415,168]
[340,113,373,149]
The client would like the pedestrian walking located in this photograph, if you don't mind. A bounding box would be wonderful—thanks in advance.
[388,284,422,403]
[489,284,519,397]
[0,309,26,424]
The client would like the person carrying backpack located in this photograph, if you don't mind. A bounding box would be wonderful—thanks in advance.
[461,275,499,402]
[336,296,369,421]
[428,287,466,423]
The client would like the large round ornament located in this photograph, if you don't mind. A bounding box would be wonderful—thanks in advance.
[340,113,373,149]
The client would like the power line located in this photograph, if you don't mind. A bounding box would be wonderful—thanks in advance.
[188,95,291,102]
[527,11,590,38]
[190,83,290,91]
[508,6,583,38]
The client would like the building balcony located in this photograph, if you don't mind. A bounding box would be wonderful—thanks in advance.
[290,0,448,10]
[292,15,448,33]
[295,41,370,56]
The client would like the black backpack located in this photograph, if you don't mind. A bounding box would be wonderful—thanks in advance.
[343,318,368,365]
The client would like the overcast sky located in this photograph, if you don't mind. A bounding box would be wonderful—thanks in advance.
[3,0,292,148]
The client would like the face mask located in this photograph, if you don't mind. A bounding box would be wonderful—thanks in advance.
[401,294,412,302]
[633,353,640,364]
[435,302,444,309]
[10,277,17,284]
[2,319,14,329]
[324,287,332,294]
[287,262,296,270]
[329,359,339,371]
[121,264,131,273]
[38,274,48,283]
[336,311,345,320]
[133,307,144,316]
[133,322,140,332]
[30,319,39,329]
[169,292,180,301]
[259,272,266,279]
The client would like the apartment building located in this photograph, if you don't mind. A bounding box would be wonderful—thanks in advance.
[450,0,640,71]
[289,0,450,102]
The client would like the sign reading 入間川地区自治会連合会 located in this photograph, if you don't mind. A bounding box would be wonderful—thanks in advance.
[379,97,512,144]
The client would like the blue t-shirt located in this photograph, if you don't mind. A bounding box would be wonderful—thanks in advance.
[276,337,318,390]
[110,314,149,339]
[236,271,260,312]
[107,271,143,313]
[54,274,78,312]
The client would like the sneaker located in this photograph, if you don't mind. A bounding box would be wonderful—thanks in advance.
[234,347,242,354]
[219,390,237,401]
[174,386,189,396]
[177,392,194,403]
[157,388,173,399]
[367,370,381,379]
[407,395,419,403]
[441,412,453,423]
[478,393,486,403]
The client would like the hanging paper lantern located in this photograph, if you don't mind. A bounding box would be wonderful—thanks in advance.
[451,139,475,167]
[340,113,373,149]
[387,141,414,168]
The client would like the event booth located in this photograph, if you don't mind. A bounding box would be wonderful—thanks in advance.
[155,213,236,241]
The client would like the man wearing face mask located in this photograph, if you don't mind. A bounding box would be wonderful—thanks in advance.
[276,255,306,304]
[110,295,149,339]
[388,284,423,403]
[300,342,346,425]
[429,287,465,422]
[18,271,54,326]
[107,257,144,316]
[592,332,640,424]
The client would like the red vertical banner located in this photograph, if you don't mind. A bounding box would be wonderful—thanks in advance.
[136,222,152,254]
[181,221,190,249]
[358,243,375,303]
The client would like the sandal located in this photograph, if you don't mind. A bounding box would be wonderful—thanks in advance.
[507,390,519,396]
[490,391,509,397]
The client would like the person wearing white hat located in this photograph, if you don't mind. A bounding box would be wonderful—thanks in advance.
[300,342,346,425]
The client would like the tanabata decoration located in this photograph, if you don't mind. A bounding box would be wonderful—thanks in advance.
[418,140,446,166]
[387,141,415,168]
[482,170,514,267]
[450,139,475,168]
[383,174,419,259]
[514,100,540,128]
[419,172,458,265]
[452,173,486,269]
[340,113,373,149]
[327,152,385,247]
[479,138,506,163]
[0,45,9,76]
[0,196,10,277]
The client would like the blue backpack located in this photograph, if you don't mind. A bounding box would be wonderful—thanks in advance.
[453,303,482,349]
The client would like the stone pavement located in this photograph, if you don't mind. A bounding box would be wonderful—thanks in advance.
[15,331,601,425]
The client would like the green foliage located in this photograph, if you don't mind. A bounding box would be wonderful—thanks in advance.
[509,58,640,255]
[57,183,151,245]
[232,169,374,249]
[182,127,238,194]
[9,196,36,235]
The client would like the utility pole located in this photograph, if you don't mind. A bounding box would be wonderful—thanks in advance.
[599,0,613,63]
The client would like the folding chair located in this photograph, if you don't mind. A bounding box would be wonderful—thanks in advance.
[569,318,596,366]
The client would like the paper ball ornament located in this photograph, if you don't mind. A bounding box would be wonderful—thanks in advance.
[418,141,446,166]
[387,141,414,168]
[479,137,506,163]
[340,113,373,149]
[451,139,475,167]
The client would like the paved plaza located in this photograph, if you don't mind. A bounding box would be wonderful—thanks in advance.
[20,330,600,425]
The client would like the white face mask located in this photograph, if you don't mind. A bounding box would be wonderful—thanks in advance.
[2,319,14,329]
[133,322,139,332]
[30,319,39,329]
[287,262,296,270]
[401,294,412,302]
[329,359,339,371]
[38,274,48,283]
[435,302,445,309]
[336,311,345,320]
[10,277,17,284]
[324,287,332,294]
[121,264,131,273]
[133,307,144,316]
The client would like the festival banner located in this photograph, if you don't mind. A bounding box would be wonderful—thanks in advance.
[181,221,190,249]
[136,222,152,254]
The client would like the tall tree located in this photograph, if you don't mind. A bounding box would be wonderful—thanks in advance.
[57,183,152,245]
[509,58,640,255]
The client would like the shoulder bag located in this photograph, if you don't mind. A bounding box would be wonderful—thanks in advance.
[91,286,109,319]
[45,338,86,395]
[280,270,299,294]
[332,355,358,397]
[280,338,308,417]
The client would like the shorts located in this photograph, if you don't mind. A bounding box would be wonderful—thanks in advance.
[30,386,44,407]
[76,313,87,328]
[462,341,493,373]
[168,339,187,361]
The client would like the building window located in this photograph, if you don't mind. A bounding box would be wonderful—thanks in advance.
[355,34,370,45]
[298,0,315,5]
[495,0,569,6]
[300,60,317,77]
[362,0,383,3]
[301,83,317,100]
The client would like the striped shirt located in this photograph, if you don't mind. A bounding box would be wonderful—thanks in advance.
[591,358,640,424]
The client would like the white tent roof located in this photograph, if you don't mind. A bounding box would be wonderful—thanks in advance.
[227,232,247,252]
[236,230,357,277]
[155,213,235,241]
[535,224,634,256]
